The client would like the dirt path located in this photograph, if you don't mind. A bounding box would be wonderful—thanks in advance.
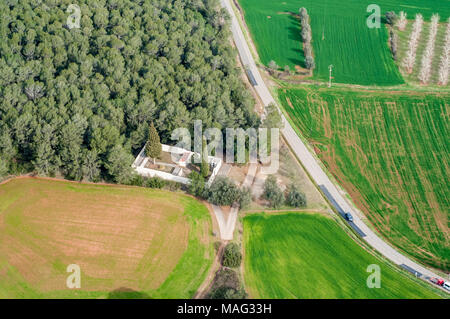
[193,243,225,299]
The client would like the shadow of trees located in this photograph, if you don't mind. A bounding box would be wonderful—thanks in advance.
[107,287,152,299]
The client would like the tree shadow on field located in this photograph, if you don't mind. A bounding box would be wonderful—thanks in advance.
[107,287,152,299]
[364,12,388,25]
[286,14,305,68]
[286,14,302,41]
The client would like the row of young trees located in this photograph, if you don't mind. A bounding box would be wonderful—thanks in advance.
[299,7,315,70]
[208,242,246,299]
[396,11,408,31]
[402,14,424,74]
[388,29,399,61]
[418,14,440,84]
[0,0,257,183]
[385,12,399,61]
[438,18,450,86]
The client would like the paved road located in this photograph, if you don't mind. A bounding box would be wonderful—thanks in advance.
[221,0,447,286]
[212,163,257,240]
[211,203,238,241]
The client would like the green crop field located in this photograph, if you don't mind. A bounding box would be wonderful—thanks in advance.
[0,178,213,299]
[244,212,442,299]
[238,0,450,85]
[278,86,449,271]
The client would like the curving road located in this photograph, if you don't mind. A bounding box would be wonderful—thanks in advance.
[220,0,447,288]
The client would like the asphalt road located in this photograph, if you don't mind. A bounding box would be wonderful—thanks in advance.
[220,0,446,286]
[212,163,256,240]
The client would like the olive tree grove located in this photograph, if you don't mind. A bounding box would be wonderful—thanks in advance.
[438,18,450,85]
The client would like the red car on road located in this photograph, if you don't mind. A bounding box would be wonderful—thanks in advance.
[430,278,444,286]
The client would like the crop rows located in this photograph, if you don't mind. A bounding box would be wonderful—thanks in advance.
[278,87,450,270]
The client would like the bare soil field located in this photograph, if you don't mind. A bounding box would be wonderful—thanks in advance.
[0,178,213,298]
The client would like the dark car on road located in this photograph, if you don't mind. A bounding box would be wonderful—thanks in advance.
[345,213,353,222]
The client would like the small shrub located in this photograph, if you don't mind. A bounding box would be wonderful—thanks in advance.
[286,184,307,208]
[238,187,252,209]
[127,174,145,187]
[0,158,8,179]
[210,286,247,299]
[145,176,166,189]
[165,180,181,191]
[188,171,206,198]
[263,175,285,208]
[284,65,291,75]
[268,60,279,71]
[208,267,247,299]
[222,242,242,268]
[262,103,283,129]
[214,241,222,253]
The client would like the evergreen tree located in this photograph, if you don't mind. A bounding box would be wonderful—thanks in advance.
[82,150,101,182]
[105,145,134,184]
[200,137,210,178]
[146,122,162,164]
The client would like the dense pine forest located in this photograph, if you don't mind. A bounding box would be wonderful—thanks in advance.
[0,0,257,183]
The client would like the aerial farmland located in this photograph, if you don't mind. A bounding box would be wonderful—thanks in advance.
[0,0,448,306]
[239,0,450,85]
[235,0,449,300]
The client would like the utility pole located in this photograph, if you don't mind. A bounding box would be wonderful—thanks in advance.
[328,65,334,88]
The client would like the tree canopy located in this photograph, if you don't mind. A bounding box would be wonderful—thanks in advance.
[222,242,242,268]
[262,175,284,208]
[207,176,240,206]
[0,0,256,183]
